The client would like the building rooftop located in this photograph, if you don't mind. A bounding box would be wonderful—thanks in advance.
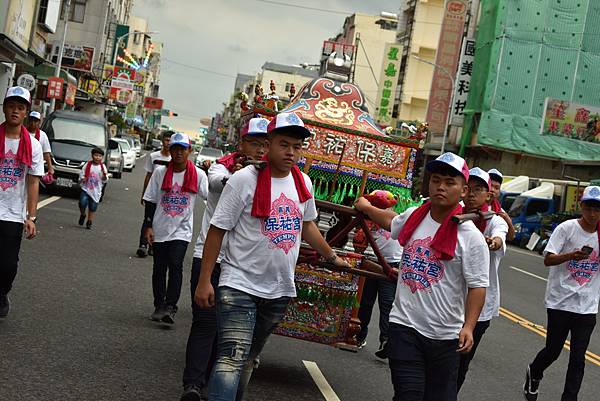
[262,62,319,78]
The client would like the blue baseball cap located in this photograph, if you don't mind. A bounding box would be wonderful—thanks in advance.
[169,132,191,149]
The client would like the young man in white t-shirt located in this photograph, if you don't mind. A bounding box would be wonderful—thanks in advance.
[26,111,54,178]
[353,207,403,359]
[143,133,208,325]
[524,185,600,401]
[457,167,508,390]
[0,86,44,318]
[180,118,268,401]
[194,112,350,401]
[354,152,489,401]
[137,131,173,257]
[77,148,108,229]
[488,168,515,241]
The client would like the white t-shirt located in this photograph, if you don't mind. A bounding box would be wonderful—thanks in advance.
[144,150,171,173]
[30,129,51,154]
[143,165,208,243]
[369,224,404,263]
[0,136,44,223]
[210,166,317,299]
[389,207,490,340]
[479,215,508,321]
[544,219,600,314]
[79,162,108,203]
[193,162,231,261]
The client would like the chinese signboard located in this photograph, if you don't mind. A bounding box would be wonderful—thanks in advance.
[53,44,95,72]
[302,127,412,179]
[541,98,600,143]
[143,97,164,109]
[375,43,403,125]
[47,77,64,99]
[17,74,36,91]
[426,0,469,134]
[450,38,475,126]
[4,0,36,51]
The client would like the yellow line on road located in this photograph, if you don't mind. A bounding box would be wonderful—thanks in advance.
[499,307,600,366]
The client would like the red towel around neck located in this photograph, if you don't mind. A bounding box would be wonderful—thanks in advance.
[398,202,463,261]
[251,162,312,218]
[490,198,502,213]
[473,202,490,233]
[161,160,198,194]
[0,122,33,167]
[217,151,243,173]
[84,160,107,179]
[34,128,40,141]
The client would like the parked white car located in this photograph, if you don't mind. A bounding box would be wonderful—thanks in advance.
[195,147,223,167]
[113,137,136,171]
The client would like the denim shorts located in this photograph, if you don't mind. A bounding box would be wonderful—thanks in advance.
[79,191,98,212]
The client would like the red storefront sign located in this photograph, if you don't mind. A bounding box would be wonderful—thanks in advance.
[143,97,163,109]
[47,77,64,99]
[425,0,469,134]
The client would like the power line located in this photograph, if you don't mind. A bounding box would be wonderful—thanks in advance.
[250,0,351,15]
[163,58,237,78]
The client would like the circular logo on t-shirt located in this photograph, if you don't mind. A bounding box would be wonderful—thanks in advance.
[261,193,302,254]
[400,236,445,293]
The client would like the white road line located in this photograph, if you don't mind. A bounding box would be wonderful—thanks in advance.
[509,265,548,282]
[508,246,543,259]
[303,360,342,401]
[37,196,61,209]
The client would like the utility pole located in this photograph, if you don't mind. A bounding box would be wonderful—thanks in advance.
[49,0,71,114]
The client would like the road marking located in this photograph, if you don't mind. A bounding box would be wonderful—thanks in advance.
[303,360,342,401]
[508,246,543,259]
[509,265,548,282]
[37,196,61,209]
[499,307,600,366]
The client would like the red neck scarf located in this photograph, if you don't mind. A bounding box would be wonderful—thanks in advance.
[0,123,33,167]
[490,198,502,213]
[398,202,463,261]
[84,160,107,179]
[471,202,489,233]
[217,151,243,173]
[161,160,198,194]
[251,161,312,218]
[34,128,40,141]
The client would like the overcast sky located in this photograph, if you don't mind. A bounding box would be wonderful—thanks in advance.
[132,0,399,131]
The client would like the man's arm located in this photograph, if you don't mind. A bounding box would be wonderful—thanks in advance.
[302,221,351,267]
[497,211,515,241]
[141,172,152,205]
[458,287,486,353]
[353,197,397,232]
[195,225,227,308]
[545,251,588,266]
[43,153,54,175]
[25,174,40,239]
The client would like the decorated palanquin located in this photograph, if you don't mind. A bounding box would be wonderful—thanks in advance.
[242,77,422,349]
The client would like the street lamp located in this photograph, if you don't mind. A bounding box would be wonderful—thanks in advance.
[112,30,159,68]
[412,55,455,154]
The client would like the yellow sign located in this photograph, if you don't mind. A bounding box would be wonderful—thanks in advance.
[564,185,584,212]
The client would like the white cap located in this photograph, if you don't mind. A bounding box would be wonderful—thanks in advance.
[169,132,191,149]
[267,112,311,138]
[488,168,503,183]
[581,186,600,203]
[426,152,470,182]
[469,167,491,191]
[241,117,269,137]
[4,86,31,104]
[29,111,41,120]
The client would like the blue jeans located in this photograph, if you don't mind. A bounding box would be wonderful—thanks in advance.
[79,191,98,212]
[356,261,399,344]
[182,258,221,388]
[207,286,290,401]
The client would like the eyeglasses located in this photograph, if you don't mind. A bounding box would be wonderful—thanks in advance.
[467,186,489,194]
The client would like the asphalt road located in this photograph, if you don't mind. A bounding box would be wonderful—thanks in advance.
[1,155,599,401]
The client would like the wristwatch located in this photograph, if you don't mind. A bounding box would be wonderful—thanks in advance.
[27,215,37,224]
